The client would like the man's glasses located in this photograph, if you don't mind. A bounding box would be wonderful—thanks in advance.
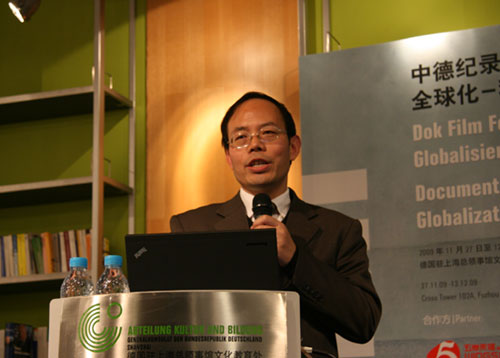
[228,126,285,149]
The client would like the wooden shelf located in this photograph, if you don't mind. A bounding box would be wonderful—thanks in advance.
[0,2,136,295]
[0,272,67,293]
[0,272,67,285]
[0,176,132,208]
[0,86,132,124]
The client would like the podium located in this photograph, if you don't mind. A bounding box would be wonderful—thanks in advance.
[49,290,301,357]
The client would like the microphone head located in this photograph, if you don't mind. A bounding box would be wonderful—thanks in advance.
[252,193,273,219]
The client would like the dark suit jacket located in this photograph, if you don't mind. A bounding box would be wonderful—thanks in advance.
[170,190,382,356]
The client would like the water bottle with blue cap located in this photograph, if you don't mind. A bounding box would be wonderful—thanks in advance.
[60,257,94,297]
[96,255,130,294]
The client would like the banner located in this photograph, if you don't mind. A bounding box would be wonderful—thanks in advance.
[299,25,500,358]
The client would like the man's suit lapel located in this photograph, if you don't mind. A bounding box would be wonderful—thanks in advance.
[214,194,249,231]
[286,190,321,245]
[212,190,321,245]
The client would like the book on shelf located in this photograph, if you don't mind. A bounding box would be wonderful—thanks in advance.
[58,232,68,273]
[27,235,35,276]
[103,236,110,257]
[68,230,78,258]
[0,228,93,279]
[3,235,13,277]
[25,235,32,276]
[40,232,53,274]
[17,233,33,276]
[76,229,86,262]
[27,235,34,276]
[16,234,25,276]
[18,234,34,277]
[64,231,72,271]
[0,326,48,358]
[7,236,15,278]
[50,233,60,273]
[86,229,92,270]
[33,326,48,358]
[4,322,34,358]
[11,235,18,277]
[30,235,44,275]
[19,234,28,276]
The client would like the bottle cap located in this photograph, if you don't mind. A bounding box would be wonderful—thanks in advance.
[69,257,88,268]
[104,255,123,267]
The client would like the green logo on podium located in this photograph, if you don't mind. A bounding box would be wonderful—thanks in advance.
[78,302,123,353]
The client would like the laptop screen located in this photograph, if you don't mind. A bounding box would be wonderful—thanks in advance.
[125,229,281,291]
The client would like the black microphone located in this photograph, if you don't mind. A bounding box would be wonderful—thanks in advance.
[252,193,273,219]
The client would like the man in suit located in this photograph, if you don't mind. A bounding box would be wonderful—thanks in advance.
[170,92,382,357]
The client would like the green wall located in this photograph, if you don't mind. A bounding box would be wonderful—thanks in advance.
[306,0,500,54]
[0,0,146,328]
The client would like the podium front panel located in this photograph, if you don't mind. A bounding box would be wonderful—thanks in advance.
[49,290,300,358]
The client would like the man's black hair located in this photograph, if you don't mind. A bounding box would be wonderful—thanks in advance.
[220,91,297,150]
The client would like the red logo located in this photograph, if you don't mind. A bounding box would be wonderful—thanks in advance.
[428,341,461,358]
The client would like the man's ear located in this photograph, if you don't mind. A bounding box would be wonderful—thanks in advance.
[225,149,234,169]
[289,135,301,162]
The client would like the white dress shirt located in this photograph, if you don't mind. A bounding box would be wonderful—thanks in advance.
[239,188,291,222]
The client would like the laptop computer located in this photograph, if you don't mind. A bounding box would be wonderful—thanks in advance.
[125,229,281,291]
